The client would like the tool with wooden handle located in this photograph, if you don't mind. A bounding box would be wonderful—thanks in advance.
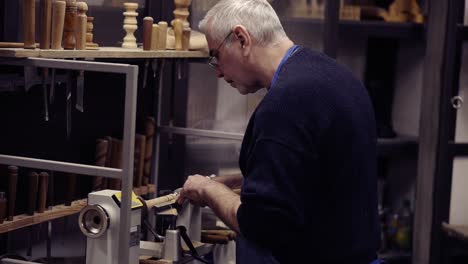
[23,0,36,49]
[27,172,39,215]
[75,2,88,50]
[51,1,66,49]
[38,172,49,213]
[39,0,52,49]
[182,27,191,51]
[64,0,77,50]
[7,166,18,221]
[145,190,180,211]
[0,192,6,224]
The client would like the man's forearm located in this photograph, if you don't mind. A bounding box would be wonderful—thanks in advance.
[212,173,243,189]
[203,182,241,233]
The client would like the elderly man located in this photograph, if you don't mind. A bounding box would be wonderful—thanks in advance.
[178,0,381,263]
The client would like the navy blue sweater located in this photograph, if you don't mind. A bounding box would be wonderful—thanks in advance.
[236,47,380,263]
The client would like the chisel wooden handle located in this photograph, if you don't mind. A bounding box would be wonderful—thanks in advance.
[51,1,66,49]
[64,0,77,50]
[134,134,146,188]
[75,2,87,50]
[27,172,39,215]
[39,0,52,49]
[64,174,76,206]
[151,25,159,51]
[172,19,183,51]
[23,0,36,49]
[7,166,18,221]
[38,172,49,213]
[201,233,230,244]
[0,192,6,224]
[144,117,155,185]
[157,22,168,50]
[143,17,153,51]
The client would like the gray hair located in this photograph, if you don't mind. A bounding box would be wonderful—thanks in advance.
[199,0,287,47]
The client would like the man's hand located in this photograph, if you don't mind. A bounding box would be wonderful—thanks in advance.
[178,175,217,207]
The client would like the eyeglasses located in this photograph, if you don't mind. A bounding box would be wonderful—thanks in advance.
[208,31,233,68]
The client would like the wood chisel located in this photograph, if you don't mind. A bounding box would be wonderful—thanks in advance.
[7,166,18,221]
[51,1,66,50]
[66,71,72,139]
[76,70,84,112]
[38,172,49,213]
[50,68,56,103]
[27,172,39,215]
[41,69,50,121]
[39,0,52,50]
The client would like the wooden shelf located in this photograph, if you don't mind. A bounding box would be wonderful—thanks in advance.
[282,18,425,39]
[443,222,468,242]
[0,199,87,234]
[0,47,208,59]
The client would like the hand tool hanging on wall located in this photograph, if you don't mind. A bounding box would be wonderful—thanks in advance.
[38,172,49,213]
[0,192,6,224]
[27,172,39,215]
[23,0,36,49]
[158,22,168,50]
[50,69,56,103]
[76,70,85,112]
[41,68,50,121]
[172,19,183,51]
[7,166,18,221]
[66,71,73,139]
[51,1,66,50]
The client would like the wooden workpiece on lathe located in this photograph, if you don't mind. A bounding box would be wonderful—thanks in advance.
[75,2,88,50]
[51,1,66,49]
[145,193,179,210]
[143,17,153,51]
[23,0,36,49]
[39,0,52,49]
[64,0,77,50]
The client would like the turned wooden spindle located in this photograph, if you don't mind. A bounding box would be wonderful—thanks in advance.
[39,0,52,49]
[64,0,77,50]
[143,17,153,51]
[172,19,183,51]
[7,166,18,221]
[51,0,66,49]
[157,21,168,50]
[122,2,139,49]
[173,0,192,28]
[75,2,88,50]
[23,0,36,49]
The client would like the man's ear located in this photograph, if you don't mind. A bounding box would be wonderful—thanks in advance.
[233,25,251,56]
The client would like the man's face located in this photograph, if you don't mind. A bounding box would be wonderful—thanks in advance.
[207,33,262,95]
